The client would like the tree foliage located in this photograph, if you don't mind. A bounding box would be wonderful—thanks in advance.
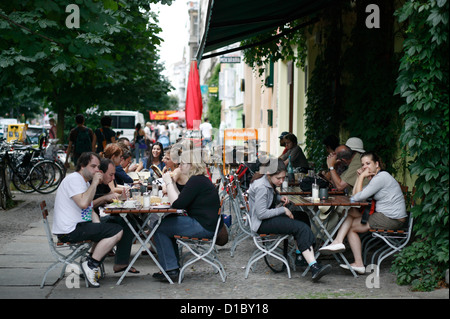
[0,0,173,141]
[391,0,449,291]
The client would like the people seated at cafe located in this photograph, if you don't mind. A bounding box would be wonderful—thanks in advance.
[53,152,123,287]
[100,143,130,195]
[161,146,188,193]
[319,152,407,274]
[321,135,346,181]
[248,158,331,282]
[121,150,143,173]
[279,133,309,171]
[93,158,140,275]
[143,141,165,173]
[115,150,134,185]
[278,131,290,156]
[152,151,221,282]
[326,137,367,192]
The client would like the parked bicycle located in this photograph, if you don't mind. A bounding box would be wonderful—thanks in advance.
[0,138,64,195]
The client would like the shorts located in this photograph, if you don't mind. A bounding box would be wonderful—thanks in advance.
[368,212,405,230]
[57,221,122,243]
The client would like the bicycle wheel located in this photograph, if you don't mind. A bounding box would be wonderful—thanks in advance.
[264,238,289,273]
[11,166,36,193]
[30,160,64,194]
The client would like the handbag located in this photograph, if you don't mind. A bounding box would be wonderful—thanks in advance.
[215,216,229,246]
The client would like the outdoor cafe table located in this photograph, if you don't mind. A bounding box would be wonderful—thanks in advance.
[287,194,368,277]
[104,206,183,285]
[280,185,345,196]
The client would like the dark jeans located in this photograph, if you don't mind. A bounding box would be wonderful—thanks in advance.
[257,212,315,253]
[101,214,137,265]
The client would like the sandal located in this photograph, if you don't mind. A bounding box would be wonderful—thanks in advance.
[114,266,140,274]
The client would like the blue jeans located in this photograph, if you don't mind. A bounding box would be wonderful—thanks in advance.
[153,215,214,271]
[135,147,145,164]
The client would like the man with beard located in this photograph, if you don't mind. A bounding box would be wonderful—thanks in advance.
[53,152,123,287]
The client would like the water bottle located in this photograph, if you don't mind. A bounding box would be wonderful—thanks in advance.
[312,178,319,200]
[287,155,295,183]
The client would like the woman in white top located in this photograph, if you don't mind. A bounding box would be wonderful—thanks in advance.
[319,152,407,274]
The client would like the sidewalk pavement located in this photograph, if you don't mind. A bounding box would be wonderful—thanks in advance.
[0,192,448,300]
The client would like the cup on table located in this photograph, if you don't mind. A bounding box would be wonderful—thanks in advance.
[319,188,328,201]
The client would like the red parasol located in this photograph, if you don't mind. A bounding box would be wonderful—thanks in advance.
[185,60,203,129]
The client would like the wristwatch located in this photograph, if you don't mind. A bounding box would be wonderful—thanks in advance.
[329,167,334,171]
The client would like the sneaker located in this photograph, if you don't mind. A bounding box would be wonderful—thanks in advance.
[81,260,100,288]
[318,243,346,255]
[310,263,331,282]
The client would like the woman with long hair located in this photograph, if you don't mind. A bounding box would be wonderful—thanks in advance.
[248,158,331,282]
[319,152,407,274]
[145,142,165,174]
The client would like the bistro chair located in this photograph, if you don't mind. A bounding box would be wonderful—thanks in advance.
[174,201,227,283]
[362,185,415,276]
[39,201,92,288]
[227,175,252,257]
[244,212,291,279]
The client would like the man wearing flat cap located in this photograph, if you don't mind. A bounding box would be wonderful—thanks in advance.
[326,137,367,192]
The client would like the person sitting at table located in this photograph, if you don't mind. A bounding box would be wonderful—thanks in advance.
[144,142,165,173]
[319,152,407,274]
[326,137,367,193]
[279,133,309,171]
[320,135,347,182]
[278,131,290,156]
[115,150,135,186]
[121,150,143,173]
[93,158,140,274]
[152,150,221,282]
[101,143,124,182]
[53,152,123,287]
[248,158,331,282]
[161,146,188,193]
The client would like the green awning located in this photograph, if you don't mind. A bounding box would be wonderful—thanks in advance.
[197,0,334,61]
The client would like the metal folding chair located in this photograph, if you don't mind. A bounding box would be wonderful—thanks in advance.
[362,184,415,275]
[39,201,92,288]
[227,176,253,257]
[175,202,227,283]
[363,213,414,276]
[244,212,291,279]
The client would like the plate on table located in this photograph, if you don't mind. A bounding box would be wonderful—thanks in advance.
[105,201,124,208]
[151,204,171,209]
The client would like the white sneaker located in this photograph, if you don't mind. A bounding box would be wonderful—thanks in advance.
[319,243,346,255]
[339,263,365,275]
[81,261,100,287]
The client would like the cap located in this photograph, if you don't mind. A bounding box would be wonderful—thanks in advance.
[278,131,289,139]
[345,137,365,153]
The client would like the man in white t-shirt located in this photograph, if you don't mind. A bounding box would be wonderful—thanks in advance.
[53,152,123,287]
[199,117,213,146]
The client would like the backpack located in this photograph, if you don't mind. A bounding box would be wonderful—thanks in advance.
[74,127,92,156]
